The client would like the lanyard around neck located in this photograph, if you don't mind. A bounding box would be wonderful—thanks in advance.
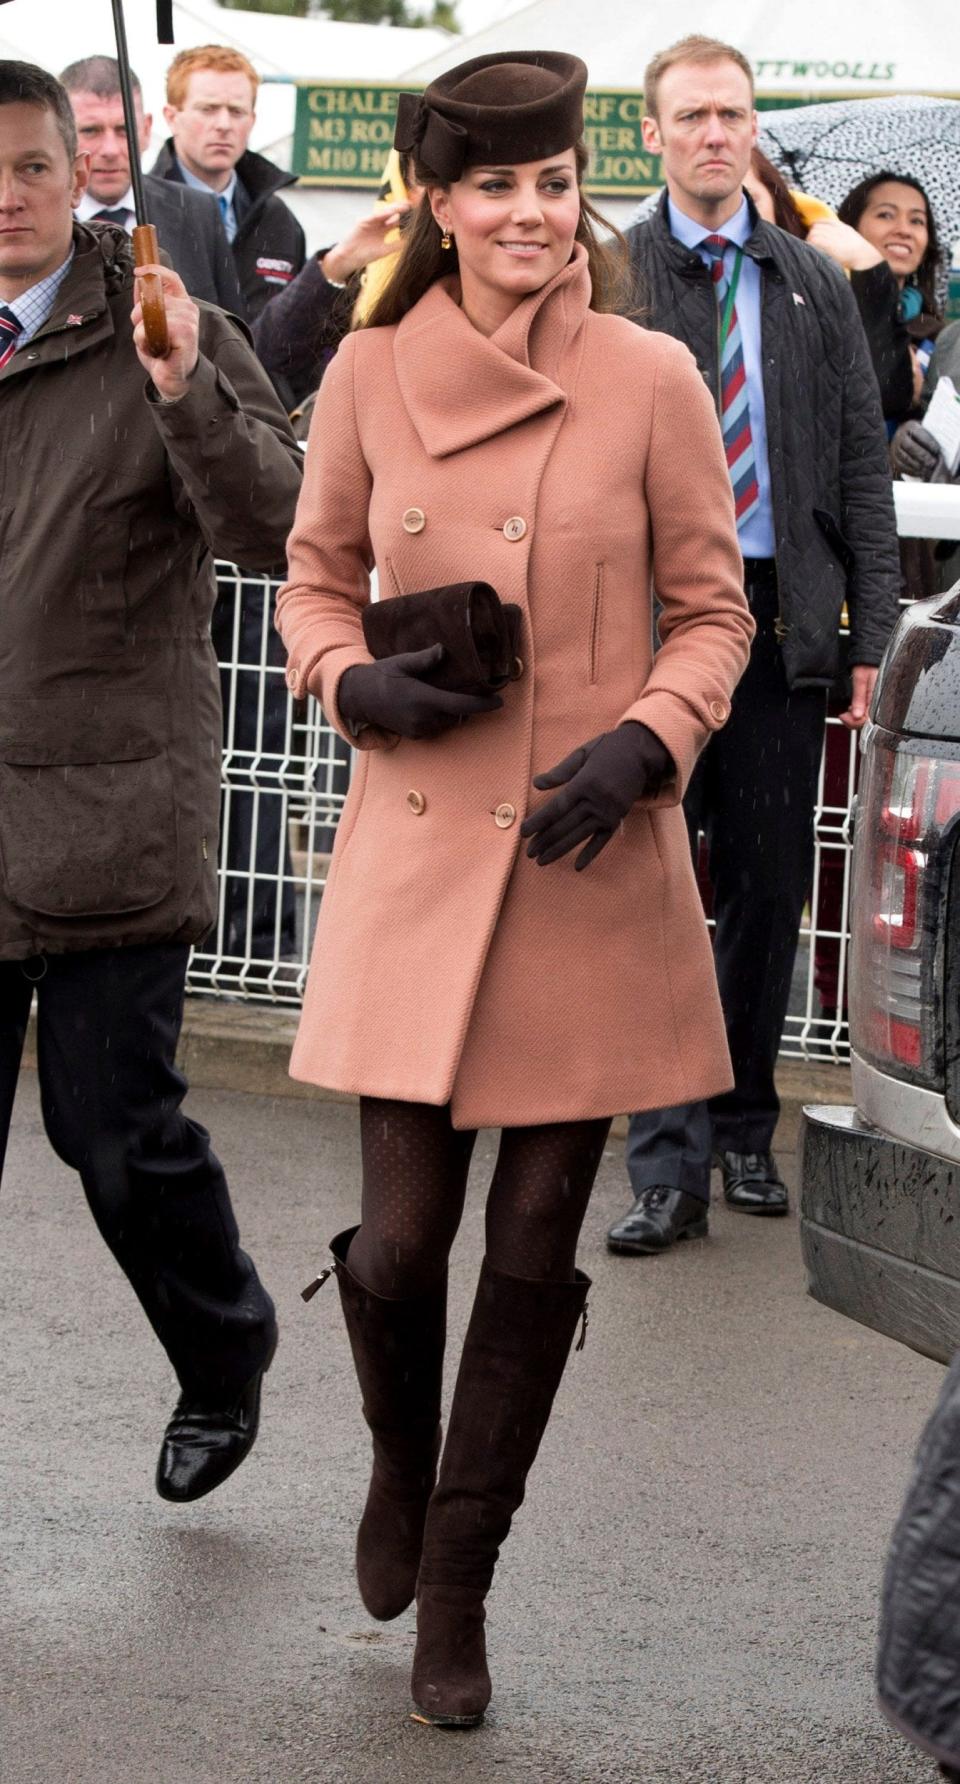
[716,246,744,352]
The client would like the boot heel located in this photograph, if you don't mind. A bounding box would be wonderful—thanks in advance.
[410,1709,485,1730]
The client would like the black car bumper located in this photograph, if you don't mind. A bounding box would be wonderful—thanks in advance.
[800,1104,960,1364]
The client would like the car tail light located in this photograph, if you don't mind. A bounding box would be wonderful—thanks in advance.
[850,730,960,1085]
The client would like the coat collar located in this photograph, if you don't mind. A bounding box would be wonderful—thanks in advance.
[151,138,298,204]
[0,224,127,379]
[651,187,778,272]
[393,243,591,458]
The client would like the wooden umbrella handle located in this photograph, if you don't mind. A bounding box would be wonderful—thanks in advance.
[132,223,170,359]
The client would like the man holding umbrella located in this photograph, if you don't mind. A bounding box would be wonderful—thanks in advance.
[0,58,302,1498]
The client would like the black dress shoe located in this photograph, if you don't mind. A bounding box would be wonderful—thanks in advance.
[156,1334,277,1503]
[715,1151,789,1216]
[606,1186,709,1254]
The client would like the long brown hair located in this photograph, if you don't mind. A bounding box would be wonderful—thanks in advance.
[750,148,808,239]
[361,141,632,328]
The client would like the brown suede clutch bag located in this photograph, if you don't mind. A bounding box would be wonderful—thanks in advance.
[362,583,523,696]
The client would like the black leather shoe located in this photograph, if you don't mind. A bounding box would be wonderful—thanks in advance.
[715,1151,789,1215]
[156,1333,277,1503]
[606,1186,709,1254]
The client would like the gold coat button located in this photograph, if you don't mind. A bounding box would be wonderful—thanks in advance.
[402,506,426,534]
[407,789,426,815]
[709,699,728,723]
[503,516,527,542]
[494,802,517,829]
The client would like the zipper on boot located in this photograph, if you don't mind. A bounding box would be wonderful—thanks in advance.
[576,1300,589,1352]
[301,1267,333,1303]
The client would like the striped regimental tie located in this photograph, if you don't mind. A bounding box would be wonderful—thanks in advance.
[0,302,21,371]
[700,234,760,530]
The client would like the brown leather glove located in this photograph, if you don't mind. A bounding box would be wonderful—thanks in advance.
[891,419,947,483]
[521,721,674,870]
[339,644,503,740]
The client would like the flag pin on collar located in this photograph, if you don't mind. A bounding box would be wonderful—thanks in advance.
[67,313,85,326]
[792,292,806,306]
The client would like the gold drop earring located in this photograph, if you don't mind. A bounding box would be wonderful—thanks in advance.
[440,226,452,251]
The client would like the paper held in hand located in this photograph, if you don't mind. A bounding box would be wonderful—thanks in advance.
[924,375,960,476]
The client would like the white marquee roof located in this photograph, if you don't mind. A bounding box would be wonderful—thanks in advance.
[401,0,960,96]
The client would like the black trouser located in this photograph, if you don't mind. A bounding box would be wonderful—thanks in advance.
[627,563,828,1201]
[211,573,297,961]
[0,943,276,1401]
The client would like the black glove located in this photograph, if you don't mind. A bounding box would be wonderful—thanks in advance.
[891,419,945,483]
[338,644,503,740]
[521,721,674,871]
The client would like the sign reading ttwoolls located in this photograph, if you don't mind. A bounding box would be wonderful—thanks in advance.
[290,68,920,197]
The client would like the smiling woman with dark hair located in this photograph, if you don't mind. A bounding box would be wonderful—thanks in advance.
[804,168,944,427]
[277,47,754,1733]
[839,169,942,319]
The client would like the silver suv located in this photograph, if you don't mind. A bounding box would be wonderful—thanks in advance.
[800,584,960,1363]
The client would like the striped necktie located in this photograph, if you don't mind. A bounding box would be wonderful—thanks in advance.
[700,234,760,530]
[0,303,21,370]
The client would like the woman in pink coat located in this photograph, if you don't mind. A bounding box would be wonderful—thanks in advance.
[277,51,753,1729]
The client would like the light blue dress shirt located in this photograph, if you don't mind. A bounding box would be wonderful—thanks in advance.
[667,194,775,560]
[176,158,240,244]
[5,250,75,347]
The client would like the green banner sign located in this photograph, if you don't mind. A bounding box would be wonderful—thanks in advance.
[292,81,822,197]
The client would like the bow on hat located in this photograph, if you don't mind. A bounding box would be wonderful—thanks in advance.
[395,91,469,183]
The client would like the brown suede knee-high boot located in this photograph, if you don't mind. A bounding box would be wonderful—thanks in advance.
[331,1228,447,1621]
[411,1259,590,1727]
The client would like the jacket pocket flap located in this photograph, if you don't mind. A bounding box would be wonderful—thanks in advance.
[0,695,166,765]
[0,753,177,919]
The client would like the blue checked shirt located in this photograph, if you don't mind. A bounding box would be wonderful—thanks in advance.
[667,195,775,559]
[5,249,75,347]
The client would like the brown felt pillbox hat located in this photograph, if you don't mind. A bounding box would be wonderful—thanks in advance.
[394,51,588,183]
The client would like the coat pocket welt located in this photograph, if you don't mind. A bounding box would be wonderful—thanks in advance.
[0,752,177,919]
[589,563,604,685]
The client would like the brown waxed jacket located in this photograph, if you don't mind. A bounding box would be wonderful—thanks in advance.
[0,222,303,962]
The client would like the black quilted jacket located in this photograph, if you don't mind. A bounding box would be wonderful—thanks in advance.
[877,1350,960,1774]
[627,194,901,688]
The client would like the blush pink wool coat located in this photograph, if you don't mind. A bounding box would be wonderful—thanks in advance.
[277,245,755,1129]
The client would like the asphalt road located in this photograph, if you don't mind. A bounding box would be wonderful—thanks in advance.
[1,1074,944,1784]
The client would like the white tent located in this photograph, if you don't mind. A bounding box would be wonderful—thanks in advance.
[401,0,960,97]
[0,0,452,243]
[0,2,451,134]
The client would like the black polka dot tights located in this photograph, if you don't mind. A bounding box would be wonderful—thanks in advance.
[346,1097,611,1296]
